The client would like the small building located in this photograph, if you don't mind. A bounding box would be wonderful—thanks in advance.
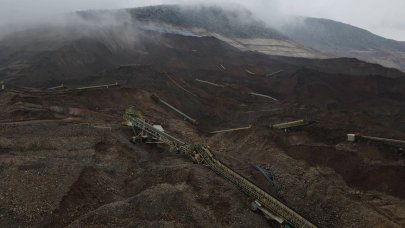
[347,134,357,142]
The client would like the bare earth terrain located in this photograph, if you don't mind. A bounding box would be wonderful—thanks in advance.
[0,15,404,227]
[1,61,404,227]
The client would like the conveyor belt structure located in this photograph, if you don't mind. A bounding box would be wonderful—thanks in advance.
[124,110,317,228]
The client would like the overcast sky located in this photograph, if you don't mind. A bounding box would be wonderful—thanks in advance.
[1,0,404,41]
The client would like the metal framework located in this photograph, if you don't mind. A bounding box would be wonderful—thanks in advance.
[271,120,310,130]
[151,94,198,125]
[123,109,317,228]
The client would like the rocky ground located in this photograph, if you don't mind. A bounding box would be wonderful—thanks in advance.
[0,65,404,227]
[0,19,404,227]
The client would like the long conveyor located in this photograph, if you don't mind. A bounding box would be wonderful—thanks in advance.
[123,110,317,228]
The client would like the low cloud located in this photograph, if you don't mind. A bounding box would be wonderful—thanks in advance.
[0,0,404,40]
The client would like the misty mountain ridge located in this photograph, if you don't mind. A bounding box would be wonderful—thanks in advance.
[76,5,287,40]
[77,4,405,72]
[99,4,405,72]
[73,5,323,58]
[279,17,405,71]
[1,3,405,85]
[282,17,405,51]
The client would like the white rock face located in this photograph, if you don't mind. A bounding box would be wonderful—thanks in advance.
[229,37,326,58]
[198,31,326,59]
[140,22,327,59]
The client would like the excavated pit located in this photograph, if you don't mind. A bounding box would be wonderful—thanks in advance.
[282,141,405,199]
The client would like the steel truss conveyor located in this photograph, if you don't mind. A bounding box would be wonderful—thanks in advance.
[123,109,317,228]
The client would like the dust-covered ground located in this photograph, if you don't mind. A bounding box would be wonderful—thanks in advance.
[0,66,404,227]
[0,22,405,227]
[0,87,269,227]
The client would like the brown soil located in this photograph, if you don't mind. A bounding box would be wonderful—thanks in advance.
[0,32,404,227]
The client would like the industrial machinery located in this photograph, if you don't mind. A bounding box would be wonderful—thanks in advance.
[347,133,405,157]
[151,94,198,125]
[347,134,405,147]
[271,120,316,130]
[123,107,317,228]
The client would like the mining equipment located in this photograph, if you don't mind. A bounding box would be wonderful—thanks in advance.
[254,165,276,187]
[267,70,284,77]
[347,134,405,146]
[250,92,279,102]
[347,133,405,156]
[195,79,225,88]
[123,107,317,228]
[151,94,198,125]
[246,69,257,75]
[271,120,315,130]
[75,82,119,90]
[210,125,252,134]
[47,84,66,90]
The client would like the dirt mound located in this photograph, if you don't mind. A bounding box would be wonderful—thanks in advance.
[283,144,405,199]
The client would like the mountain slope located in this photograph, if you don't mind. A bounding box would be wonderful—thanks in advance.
[1,4,405,87]
[123,5,323,58]
[0,4,405,228]
[117,5,405,71]
[281,17,405,71]
[125,5,286,39]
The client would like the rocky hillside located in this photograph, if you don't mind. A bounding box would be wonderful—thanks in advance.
[117,5,405,72]
[118,5,405,72]
[280,17,405,72]
[125,5,286,39]
[76,5,321,59]
[1,5,404,87]
[4,5,403,73]
[1,4,405,228]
